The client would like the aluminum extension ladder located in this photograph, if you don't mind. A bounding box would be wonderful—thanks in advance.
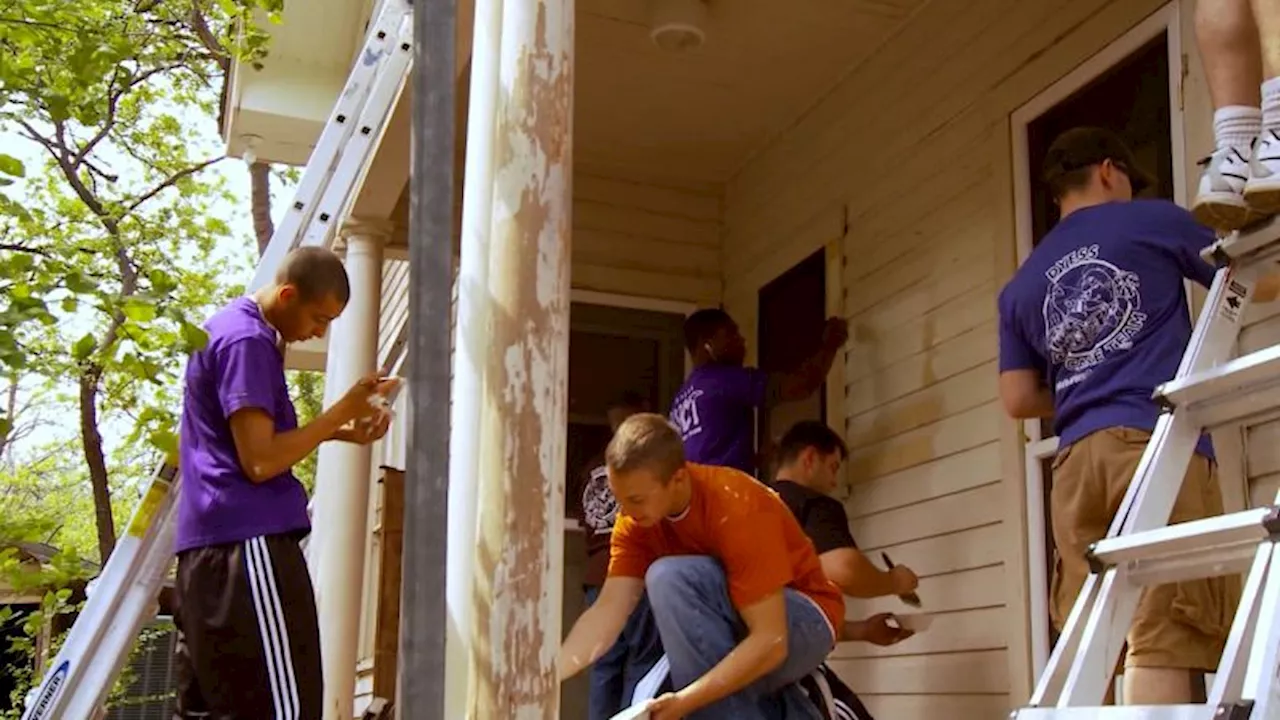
[1011,215,1280,719]
[19,2,414,717]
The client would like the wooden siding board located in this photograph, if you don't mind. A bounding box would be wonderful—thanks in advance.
[719,0,1172,713]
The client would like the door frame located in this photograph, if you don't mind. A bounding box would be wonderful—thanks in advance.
[569,288,697,376]
[570,288,699,319]
[1008,0,1187,680]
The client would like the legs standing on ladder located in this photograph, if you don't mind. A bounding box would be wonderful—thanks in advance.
[1191,0,1280,233]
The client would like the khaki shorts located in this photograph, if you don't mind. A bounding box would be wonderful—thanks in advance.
[1049,427,1240,671]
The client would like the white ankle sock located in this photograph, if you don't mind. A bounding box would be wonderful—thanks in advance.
[1263,77,1280,133]
[1215,105,1262,149]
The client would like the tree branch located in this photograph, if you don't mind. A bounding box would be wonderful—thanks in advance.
[0,17,68,31]
[72,67,123,168]
[19,120,119,234]
[249,161,274,253]
[61,58,190,173]
[189,3,231,73]
[124,61,192,92]
[0,376,17,460]
[0,243,53,258]
[52,120,73,165]
[93,245,140,359]
[124,156,224,214]
[83,158,120,184]
[16,120,63,164]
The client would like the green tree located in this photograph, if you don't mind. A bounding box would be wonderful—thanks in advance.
[0,0,283,563]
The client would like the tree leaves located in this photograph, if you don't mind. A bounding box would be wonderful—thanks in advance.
[0,0,274,411]
[0,153,28,219]
[0,154,24,180]
[0,3,296,703]
[72,334,96,362]
[180,322,209,353]
[121,298,156,323]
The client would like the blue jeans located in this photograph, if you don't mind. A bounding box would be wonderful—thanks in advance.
[584,585,665,720]
[645,556,833,720]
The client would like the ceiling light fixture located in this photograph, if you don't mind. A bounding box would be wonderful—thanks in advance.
[649,0,708,52]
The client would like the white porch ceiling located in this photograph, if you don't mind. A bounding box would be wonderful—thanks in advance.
[574,0,925,185]
[226,0,925,187]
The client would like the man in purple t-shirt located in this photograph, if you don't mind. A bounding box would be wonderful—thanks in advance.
[174,246,397,719]
[669,308,848,477]
[998,127,1280,705]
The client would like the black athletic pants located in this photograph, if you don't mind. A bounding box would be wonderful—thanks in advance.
[173,532,322,720]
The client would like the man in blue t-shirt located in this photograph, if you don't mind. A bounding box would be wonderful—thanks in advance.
[669,308,848,477]
[174,246,398,719]
[997,126,1279,705]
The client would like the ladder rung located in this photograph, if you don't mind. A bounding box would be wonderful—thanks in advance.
[1013,704,1240,720]
[1125,539,1259,587]
[1154,344,1280,427]
[1202,214,1280,265]
[1089,507,1275,569]
[1187,384,1280,430]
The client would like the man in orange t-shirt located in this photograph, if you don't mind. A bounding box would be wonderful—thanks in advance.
[558,413,843,720]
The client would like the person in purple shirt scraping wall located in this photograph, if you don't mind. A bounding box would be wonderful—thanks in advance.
[669,307,848,478]
[173,246,399,720]
[997,126,1280,706]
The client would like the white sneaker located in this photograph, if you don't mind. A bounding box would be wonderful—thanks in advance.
[1192,143,1253,233]
[1245,129,1280,216]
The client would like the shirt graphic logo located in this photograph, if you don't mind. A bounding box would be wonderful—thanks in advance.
[581,465,617,534]
[670,389,704,441]
[1043,244,1147,376]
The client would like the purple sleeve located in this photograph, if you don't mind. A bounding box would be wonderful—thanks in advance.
[727,366,770,408]
[998,292,1043,373]
[217,337,281,420]
[1164,203,1218,288]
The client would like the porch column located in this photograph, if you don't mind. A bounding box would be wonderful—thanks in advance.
[311,218,389,720]
[458,0,575,715]
[443,0,501,713]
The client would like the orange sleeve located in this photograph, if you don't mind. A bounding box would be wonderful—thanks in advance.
[606,514,656,580]
[716,499,794,611]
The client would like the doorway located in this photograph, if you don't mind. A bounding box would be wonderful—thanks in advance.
[756,248,829,479]
[559,298,687,720]
[563,302,687,493]
[1010,1,1185,681]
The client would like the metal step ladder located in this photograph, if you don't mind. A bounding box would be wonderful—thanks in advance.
[19,3,414,718]
[1012,215,1280,719]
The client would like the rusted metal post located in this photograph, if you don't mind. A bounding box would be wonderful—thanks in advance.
[467,0,574,716]
[400,0,455,715]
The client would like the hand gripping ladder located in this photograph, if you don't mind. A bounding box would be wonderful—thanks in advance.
[1011,215,1280,720]
[19,3,414,718]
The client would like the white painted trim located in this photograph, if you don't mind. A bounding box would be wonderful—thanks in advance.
[825,238,850,498]
[570,289,696,376]
[1165,4,1188,210]
[1009,3,1181,137]
[569,289,698,317]
[1008,0,1183,681]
